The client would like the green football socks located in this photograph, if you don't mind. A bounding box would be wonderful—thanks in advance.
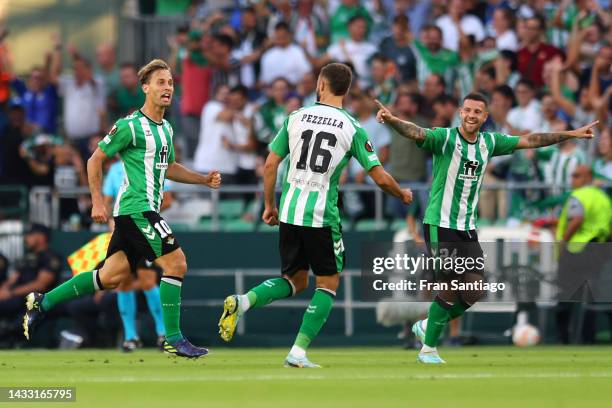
[248,278,293,308]
[160,276,184,344]
[42,270,98,311]
[424,298,451,348]
[293,288,335,350]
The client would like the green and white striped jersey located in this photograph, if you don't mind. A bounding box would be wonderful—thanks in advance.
[98,110,175,216]
[547,146,586,188]
[269,102,381,227]
[418,127,520,231]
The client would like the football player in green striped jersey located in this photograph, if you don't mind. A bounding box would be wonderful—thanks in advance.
[219,63,413,368]
[23,59,221,358]
[375,94,598,364]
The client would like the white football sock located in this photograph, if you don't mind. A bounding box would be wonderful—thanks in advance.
[289,345,306,359]
[421,318,428,330]
[238,294,251,313]
[420,344,436,353]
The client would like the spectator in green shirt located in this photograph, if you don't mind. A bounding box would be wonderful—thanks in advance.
[95,43,120,97]
[329,0,373,44]
[108,63,145,120]
[369,54,396,105]
[254,77,291,149]
[413,24,459,90]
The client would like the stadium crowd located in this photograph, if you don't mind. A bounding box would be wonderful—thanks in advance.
[0,0,610,232]
[0,0,611,349]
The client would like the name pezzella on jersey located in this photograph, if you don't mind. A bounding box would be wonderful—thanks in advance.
[300,113,344,129]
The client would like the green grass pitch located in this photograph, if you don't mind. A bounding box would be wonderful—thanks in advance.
[1,346,611,407]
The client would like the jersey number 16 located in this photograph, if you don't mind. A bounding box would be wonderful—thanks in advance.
[296,130,337,174]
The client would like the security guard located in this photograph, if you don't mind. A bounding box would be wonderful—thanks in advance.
[555,165,612,343]
[0,224,61,326]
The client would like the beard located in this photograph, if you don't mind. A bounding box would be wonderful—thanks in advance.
[157,96,172,107]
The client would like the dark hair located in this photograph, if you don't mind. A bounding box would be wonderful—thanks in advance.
[500,50,518,71]
[527,14,546,31]
[350,90,367,101]
[275,21,290,32]
[213,33,234,49]
[393,15,409,28]
[428,73,445,88]
[120,62,137,71]
[464,34,476,47]
[230,84,249,98]
[463,92,489,107]
[138,59,171,84]
[422,24,442,37]
[348,15,367,26]
[541,92,554,100]
[320,63,353,96]
[516,78,535,90]
[396,92,424,112]
[480,65,496,79]
[370,53,389,65]
[498,7,515,26]
[493,84,515,104]
[270,76,291,88]
[74,56,92,68]
[434,94,458,106]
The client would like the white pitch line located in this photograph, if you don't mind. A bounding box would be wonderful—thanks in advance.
[14,372,612,384]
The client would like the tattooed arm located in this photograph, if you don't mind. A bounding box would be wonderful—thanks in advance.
[515,120,599,149]
[374,99,426,143]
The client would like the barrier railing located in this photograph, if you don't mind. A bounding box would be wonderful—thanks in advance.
[33,182,612,230]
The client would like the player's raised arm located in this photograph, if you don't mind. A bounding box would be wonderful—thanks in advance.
[374,99,426,143]
[515,120,599,150]
[166,162,221,188]
[87,147,109,224]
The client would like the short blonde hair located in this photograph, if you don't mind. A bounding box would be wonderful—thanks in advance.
[137,59,171,85]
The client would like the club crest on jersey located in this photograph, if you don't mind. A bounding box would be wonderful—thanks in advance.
[459,160,479,181]
[365,140,374,152]
[103,125,117,144]
[156,145,169,169]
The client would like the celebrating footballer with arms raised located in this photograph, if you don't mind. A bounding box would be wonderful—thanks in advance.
[23,59,221,358]
[375,93,598,364]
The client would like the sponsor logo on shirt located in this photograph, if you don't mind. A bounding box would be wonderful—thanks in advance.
[459,160,480,181]
[156,145,169,169]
